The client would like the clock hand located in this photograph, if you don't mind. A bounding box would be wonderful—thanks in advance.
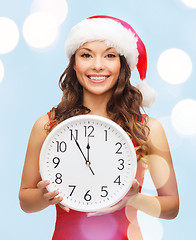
[86,137,91,164]
[72,135,95,175]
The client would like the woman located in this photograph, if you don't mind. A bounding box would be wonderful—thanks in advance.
[19,15,179,240]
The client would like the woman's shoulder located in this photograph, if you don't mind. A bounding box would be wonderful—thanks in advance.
[145,116,169,150]
[33,114,49,130]
[145,116,164,133]
[30,114,50,141]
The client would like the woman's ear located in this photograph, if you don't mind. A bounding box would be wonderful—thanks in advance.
[73,64,76,71]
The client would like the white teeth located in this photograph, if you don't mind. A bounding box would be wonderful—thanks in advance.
[89,76,108,80]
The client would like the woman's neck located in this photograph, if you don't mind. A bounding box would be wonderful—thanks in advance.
[82,91,112,118]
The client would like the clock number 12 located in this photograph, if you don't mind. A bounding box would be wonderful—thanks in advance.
[84,126,94,137]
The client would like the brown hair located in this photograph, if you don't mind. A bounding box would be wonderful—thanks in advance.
[48,55,149,159]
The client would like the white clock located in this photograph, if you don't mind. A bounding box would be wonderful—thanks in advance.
[39,115,137,212]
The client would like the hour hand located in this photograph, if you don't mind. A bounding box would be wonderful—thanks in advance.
[86,137,91,164]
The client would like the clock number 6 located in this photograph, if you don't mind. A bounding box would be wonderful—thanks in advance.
[84,190,92,201]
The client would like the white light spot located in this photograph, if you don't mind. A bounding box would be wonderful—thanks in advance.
[23,12,59,49]
[138,211,164,240]
[171,99,196,135]
[31,0,68,25]
[157,48,192,84]
[0,17,19,54]
[182,0,196,8]
[0,60,5,83]
[80,214,117,240]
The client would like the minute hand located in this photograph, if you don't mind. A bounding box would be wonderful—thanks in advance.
[72,136,95,175]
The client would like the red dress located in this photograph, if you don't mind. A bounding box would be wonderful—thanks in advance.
[48,113,146,240]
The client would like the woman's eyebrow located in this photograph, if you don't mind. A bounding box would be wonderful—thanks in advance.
[79,47,92,52]
[79,47,115,52]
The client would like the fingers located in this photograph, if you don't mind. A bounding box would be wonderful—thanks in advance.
[59,203,70,212]
[37,180,66,207]
[132,179,140,191]
[37,180,50,194]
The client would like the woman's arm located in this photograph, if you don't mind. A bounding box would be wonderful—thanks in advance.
[127,117,179,219]
[19,114,65,213]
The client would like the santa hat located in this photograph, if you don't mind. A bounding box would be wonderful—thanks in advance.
[65,15,157,108]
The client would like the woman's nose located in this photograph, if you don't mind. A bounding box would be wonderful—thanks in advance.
[92,57,104,71]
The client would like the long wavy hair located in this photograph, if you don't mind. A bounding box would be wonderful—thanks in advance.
[48,54,149,160]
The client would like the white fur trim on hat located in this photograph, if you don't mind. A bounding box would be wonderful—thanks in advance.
[65,18,139,71]
[136,79,157,108]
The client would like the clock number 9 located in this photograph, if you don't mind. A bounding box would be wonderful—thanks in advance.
[52,157,60,168]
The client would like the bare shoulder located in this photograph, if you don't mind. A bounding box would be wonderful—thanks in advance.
[30,114,49,145]
[145,116,169,153]
[146,116,165,136]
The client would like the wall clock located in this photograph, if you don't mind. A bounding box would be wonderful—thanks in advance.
[39,115,137,212]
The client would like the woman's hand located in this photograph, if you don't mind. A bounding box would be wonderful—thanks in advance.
[87,179,141,217]
[37,180,70,212]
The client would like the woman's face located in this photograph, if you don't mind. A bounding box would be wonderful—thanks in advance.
[74,41,121,97]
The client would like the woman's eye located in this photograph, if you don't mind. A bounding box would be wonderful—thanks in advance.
[106,54,116,58]
[81,53,91,58]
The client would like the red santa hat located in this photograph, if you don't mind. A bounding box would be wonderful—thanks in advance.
[65,15,157,108]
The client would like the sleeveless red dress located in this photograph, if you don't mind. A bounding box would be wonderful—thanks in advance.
[48,113,146,240]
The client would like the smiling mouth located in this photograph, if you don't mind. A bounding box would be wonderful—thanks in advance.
[87,75,109,82]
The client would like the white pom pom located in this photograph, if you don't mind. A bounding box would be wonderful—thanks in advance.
[136,79,157,108]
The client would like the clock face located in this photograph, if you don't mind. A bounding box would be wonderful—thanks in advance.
[39,115,137,212]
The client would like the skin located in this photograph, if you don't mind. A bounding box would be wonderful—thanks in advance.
[19,41,179,221]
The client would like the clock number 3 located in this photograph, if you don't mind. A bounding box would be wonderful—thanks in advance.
[117,159,125,170]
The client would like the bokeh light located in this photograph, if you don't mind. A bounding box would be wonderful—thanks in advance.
[157,48,192,84]
[182,0,196,8]
[80,214,117,240]
[171,99,196,135]
[147,155,170,190]
[0,60,5,83]
[23,12,59,48]
[137,211,164,240]
[31,0,68,25]
[0,17,20,54]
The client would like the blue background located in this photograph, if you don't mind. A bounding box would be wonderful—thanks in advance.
[0,0,195,239]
